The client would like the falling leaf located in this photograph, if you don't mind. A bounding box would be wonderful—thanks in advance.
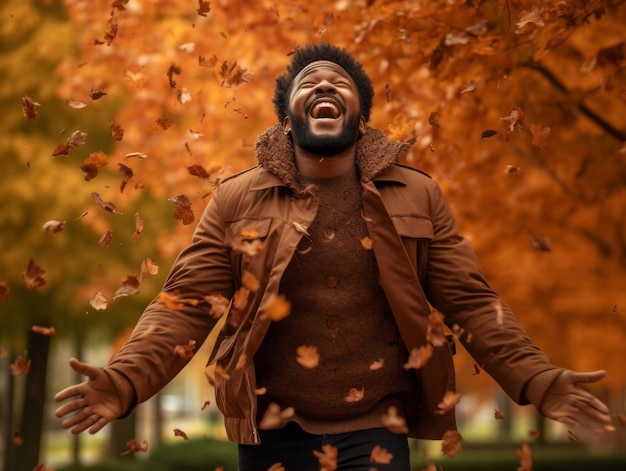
[385,113,417,142]
[113,275,142,300]
[157,291,199,310]
[10,353,31,376]
[370,444,393,464]
[241,271,260,292]
[201,400,211,410]
[255,387,267,395]
[189,129,205,140]
[436,391,461,415]
[313,444,338,471]
[173,428,189,440]
[428,111,440,128]
[236,353,247,370]
[92,192,123,215]
[460,80,476,94]
[360,236,374,250]
[205,293,230,319]
[52,130,88,156]
[481,129,498,138]
[441,430,462,457]
[426,309,446,347]
[132,212,144,240]
[528,430,540,438]
[13,430,23,446]
[369,359,384,370]
[264,294,291,321]
[529,232,551,251]
[0,281,10,301]
[99,230,114,248]
[178,88,192,104]
[292,221,310,236]
[404,343,433,370]
[89,88,107,100]
[120,438,149,456]
[344,387,365,403]
[515,443,532,471]
[501,107,525,132]
[567,430,578,441]
[80,152,108,181]
[141,258,159,278]
[199,54,219,67]
[118,162,133,192]
[517,6,544,30]
[103,18,118,46]
[174,340,196,360]
[90,291,108,310]
[22,259,46,289]
[233,287,250,310]
[529,123,551,148]
[42,220,66,233]
[167,63,182,89]
[66,99,87,109]
[259,402,295,430]
[110,119,125,141]
[170,195,195,225]
[155,117,174,131]
[471,363,481,375]
[197,0,211,16]
[296,345,320,369]
[186,164,211,178]
[381,406,408,434]
[267,464,285,471]
[31,325,56,336]
[22,95,40,120]
[504,164,521,175]
[125,151,147,159]
[495,410,505,420]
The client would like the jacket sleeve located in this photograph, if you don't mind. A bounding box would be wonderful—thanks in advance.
[106,184,235,406]
[423,180,559,404]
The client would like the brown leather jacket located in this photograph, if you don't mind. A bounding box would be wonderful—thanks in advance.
[107,124,556,444]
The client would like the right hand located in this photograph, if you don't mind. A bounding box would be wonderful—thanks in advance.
[54,358,124,434]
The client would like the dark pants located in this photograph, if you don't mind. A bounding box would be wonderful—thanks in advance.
[238,422,410,470]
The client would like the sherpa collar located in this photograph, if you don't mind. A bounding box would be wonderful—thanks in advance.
[254,123,414,193]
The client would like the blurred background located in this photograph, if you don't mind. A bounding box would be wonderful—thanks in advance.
[1,0,625,470]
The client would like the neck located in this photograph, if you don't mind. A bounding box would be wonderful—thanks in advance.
[293,141,357,178]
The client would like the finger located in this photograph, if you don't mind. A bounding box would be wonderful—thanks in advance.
[55,384,85,403]
[569,370,606,385]
[71,413,100,435]
[55,398,86,418]
[89,416,111,434]
[68,357,100,380]
[60,406,92,430]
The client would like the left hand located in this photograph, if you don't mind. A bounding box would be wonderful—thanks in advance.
[539,369,612,430]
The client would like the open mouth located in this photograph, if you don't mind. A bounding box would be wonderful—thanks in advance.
[309,99,342,119]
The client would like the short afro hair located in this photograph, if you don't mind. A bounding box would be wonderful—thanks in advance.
[273,43,374,123]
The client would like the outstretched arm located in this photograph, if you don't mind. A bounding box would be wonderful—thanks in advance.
[55,358,135,434]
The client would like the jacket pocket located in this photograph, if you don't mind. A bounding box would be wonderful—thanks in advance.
[391,215,434,239]
[224,217,273,247]
[390,215,433,287]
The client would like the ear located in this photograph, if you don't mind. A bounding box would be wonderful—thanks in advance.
[358,116,367,136]
[282,116,292,135]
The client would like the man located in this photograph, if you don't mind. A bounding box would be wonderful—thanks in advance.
[56,43,612,470]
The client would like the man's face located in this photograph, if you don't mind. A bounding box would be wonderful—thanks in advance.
[285,60,363,157]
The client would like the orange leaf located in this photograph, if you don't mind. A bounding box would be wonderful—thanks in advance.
[10,352,31,376]
[296,345,319,369]
[441,430,462,457]
[22,95,40,120]
[173,428,190,440]
[259,403,295,430]
[344,387,365,403]
[80,152,108,181]
[436,391,461,415]
[264,294,291,321]
[403,343,433,370]
[313,444,338,471]
[173,340,196,360]
[21,259,46,289]
[381,406,408,434]
[515,443,532,471]
[370,444,393,464]
[169,195,195,225]
[31,325,56,336]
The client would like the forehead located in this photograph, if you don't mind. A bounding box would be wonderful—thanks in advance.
[292,60,354,84]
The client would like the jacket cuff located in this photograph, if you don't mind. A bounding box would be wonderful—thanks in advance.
[103,368,137,418]
[523,368,564,409]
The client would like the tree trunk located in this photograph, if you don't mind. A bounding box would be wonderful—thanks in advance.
[2,354,16,471]
[107,410,137,460]
[15,329,50,471]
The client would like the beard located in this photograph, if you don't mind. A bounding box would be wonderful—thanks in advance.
[288,112,361,157]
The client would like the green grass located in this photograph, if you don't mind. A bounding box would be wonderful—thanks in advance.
[57,438,626,471]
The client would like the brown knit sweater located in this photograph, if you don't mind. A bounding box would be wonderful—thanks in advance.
[253,167,414,435]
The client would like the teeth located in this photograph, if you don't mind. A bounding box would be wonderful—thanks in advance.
[312,101,340,119]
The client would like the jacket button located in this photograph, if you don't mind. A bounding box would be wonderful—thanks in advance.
[325,316,339,329]
[325,276,338,288]
[323,229,336,240]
